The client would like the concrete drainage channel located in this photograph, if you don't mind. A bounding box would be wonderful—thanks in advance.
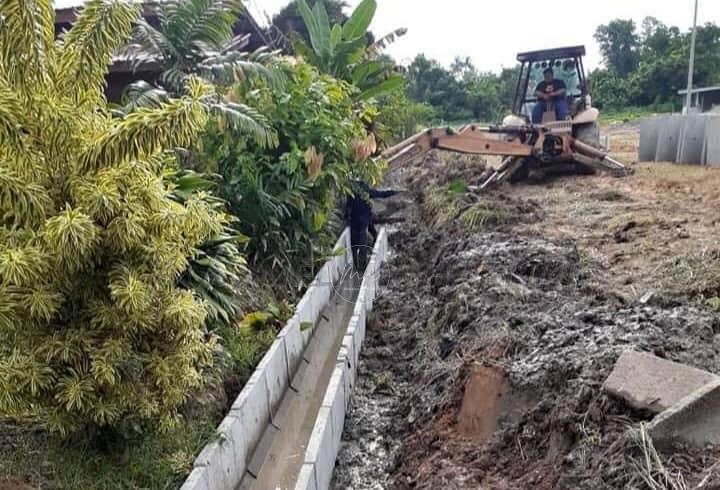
[182,227,389,490]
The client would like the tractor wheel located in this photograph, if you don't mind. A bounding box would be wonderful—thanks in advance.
[575,122,600,148]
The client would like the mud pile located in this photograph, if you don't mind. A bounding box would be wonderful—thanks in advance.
[334,150,720,489]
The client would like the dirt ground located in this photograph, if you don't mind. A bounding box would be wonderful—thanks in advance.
[333,125,720,489]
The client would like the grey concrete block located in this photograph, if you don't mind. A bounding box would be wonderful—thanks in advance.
[336,347,354,410]
[279,315,304,380]
[295,463,318,490]
[256,338,290,417]
[345,318,363,369]
[304,406,335,490]
[229,369,271,462]
[215,414,250,487]
[181,467,211,490]
[705,116,720,165]
[677,115,708,164]
[649,378,720,448]
[295,295,317,345]
[322,368,346,460]
[655,115,685,162]
[246,424,279,478]
[639,117,664,162]
[194,440,230,490]
[604,351,718,413]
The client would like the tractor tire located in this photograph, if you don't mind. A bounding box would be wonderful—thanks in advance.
[575,122,600,148]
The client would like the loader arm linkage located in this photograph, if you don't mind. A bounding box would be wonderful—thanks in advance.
[381,123,630,187]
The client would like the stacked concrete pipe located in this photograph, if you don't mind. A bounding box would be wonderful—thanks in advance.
[182,229,354,490]
[640,114,720,164]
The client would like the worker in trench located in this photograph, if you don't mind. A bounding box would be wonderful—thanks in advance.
[345,180,400,272]
[532,67,568,123]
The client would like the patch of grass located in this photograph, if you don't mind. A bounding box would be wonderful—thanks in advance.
[423,181,519,231]
[217,323,280,383]
[599,105,674,125]
[0,416,218,489]
[659,250,720,306]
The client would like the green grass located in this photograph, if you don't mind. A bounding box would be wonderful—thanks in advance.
[1,319,283,489]
[0,417,218,489]
[599,105,675,124]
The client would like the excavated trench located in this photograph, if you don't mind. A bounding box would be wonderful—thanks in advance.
[332,150,720,489]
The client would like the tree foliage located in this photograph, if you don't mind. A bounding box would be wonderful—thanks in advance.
[121,0,279,147]
[405,54,518,123]
[0,0,229,435]
[591,18,720,110]
[196,59,380,284]
[292,0,405,101]
[272,0,349,47]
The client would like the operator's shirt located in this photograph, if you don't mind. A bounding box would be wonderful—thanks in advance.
[535,79,567,100]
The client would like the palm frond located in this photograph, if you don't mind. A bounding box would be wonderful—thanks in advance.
[0,80,30,152]
[122,19,176,72]
[367,27,408,55]
[121,80,172,112]
[163,0,240,55]
[0,0,55,88]
[204,100,278,148]
[197,50,282,88]
[58,0,139,102]
[81,78,211,170]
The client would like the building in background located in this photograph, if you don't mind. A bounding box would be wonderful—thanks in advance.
[679,86,720,114]
[54,3,268,101]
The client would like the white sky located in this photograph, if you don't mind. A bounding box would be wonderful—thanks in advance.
[54,0,720,72]
[246,0,720,72]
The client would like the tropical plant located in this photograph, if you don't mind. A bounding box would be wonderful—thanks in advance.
[121,0,279,146]
[197,59,381,285]
[293,0,406,100]
[0,0,230,435]
[170,171,248,328]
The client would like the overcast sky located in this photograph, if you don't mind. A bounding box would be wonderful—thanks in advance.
[54,0,720,72]
[245,0,720,72]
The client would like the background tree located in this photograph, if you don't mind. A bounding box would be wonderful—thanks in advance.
[272,0,349,46]
[594,19,640,77]
[293,0,406,100]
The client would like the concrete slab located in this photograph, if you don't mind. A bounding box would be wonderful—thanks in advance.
[655,115,685,162]
[279,316,305,381]
[304,406,335,490]
[649,378,720,448]
[604,351,718,413]
[295,463,318,490]
[677,115,708,164]
[639,117,664,162]
[181,467,211,490]
[705,116,720,165]
[256,338,290,418]
[322,368,346,460]
[229,369,271,463]
[194,440,230,490]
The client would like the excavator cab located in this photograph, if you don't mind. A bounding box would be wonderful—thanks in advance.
[505,46,599,146]
[381,45,629,186]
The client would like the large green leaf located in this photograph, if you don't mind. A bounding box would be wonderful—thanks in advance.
[296,0,324,54]
[342,0,376,41]
[330,24,342,53]
[357,73,404,100]
[312,0,332,54]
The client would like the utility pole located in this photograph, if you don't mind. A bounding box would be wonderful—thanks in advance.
[685,0,699,113]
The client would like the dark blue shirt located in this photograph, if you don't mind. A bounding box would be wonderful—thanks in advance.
[346,181,397,230]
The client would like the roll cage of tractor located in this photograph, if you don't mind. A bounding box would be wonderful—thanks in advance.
[512,45,590,121]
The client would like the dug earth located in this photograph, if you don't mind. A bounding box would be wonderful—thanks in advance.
[333,128,720,489]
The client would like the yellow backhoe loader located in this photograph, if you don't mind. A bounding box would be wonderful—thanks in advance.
[382,46,630,186]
